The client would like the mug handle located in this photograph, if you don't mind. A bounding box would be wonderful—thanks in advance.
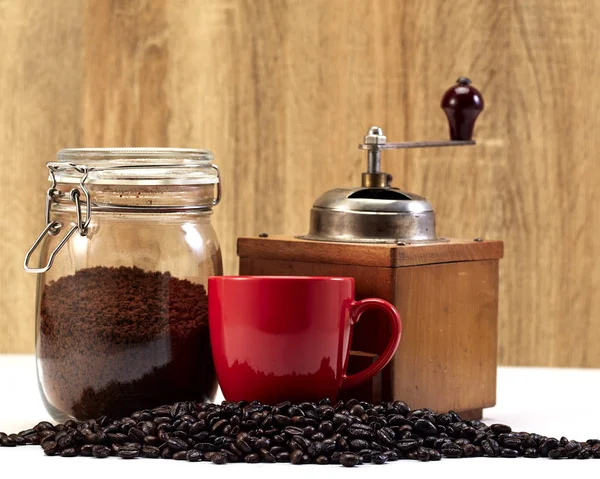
[340,298,402,391]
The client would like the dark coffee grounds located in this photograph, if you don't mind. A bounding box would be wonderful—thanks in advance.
[39,266,217,420]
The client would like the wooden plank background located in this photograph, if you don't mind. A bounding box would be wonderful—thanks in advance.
[0,0,598,367]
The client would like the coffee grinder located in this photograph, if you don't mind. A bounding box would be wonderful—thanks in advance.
[237,78,503,419]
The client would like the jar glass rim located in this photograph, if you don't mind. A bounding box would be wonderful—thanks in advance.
[55,148,214,163]
[48,148,218,186]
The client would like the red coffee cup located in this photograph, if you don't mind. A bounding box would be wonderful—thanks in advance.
[208,276,402,403]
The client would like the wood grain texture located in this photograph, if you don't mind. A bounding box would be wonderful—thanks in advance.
[0,0,83,353]
[391,261,498,413]
[238,236,504,267]
[0,0,598,367]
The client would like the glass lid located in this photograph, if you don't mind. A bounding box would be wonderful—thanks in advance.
[48,148,217,186]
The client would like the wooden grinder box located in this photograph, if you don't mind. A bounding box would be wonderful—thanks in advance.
[238,236,503,419]
[239,78,500,418]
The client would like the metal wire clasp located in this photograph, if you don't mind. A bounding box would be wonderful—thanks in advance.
[24,165,92,273]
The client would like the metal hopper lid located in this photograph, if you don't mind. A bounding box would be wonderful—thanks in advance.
[299,77,484,244]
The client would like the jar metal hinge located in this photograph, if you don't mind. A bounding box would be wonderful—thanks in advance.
[24,165,92,274]
[24,162,221,273]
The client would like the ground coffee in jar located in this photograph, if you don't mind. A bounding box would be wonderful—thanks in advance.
[39,266,216,420]
[25,148,222,421]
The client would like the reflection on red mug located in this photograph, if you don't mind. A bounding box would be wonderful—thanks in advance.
[208,276,402,404]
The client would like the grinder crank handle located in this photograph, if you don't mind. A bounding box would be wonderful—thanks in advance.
[440,77,485,141]
[359,77,484,152]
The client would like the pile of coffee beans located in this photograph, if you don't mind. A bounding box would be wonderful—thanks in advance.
[1,399,599,465]
[39,266,216,419]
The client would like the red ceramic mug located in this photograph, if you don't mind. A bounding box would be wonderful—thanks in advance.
[208,276,402,403]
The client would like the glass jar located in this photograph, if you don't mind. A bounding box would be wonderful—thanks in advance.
[24,148,222,421]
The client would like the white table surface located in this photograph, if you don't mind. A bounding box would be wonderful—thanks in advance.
[0,355,598,478]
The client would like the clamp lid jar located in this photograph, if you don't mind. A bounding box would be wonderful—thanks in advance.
[25,148,222,421]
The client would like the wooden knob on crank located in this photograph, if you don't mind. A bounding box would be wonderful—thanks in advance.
[441,77,484,141]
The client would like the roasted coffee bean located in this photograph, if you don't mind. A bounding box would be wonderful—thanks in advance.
[502,437,522,449]
[291,416,307,426]
[577,450,591,459]
[236,439,252,454]
[290,450,304,465]
[287,405,303,417]
[340,453,360,467]
[128,427,145,443]
[349,438,369,451]
[397,438,419,452]
[195,442,217,452]
[57,432,76,449]
[38,430,55,441]
[524,447,539,458]
[376,427,395,447]
[276,452,290,463]
[255,437,270,449]
[441,442,463,458]
[60,448,78,457]
[173,451,188,460]
[35,421,55,432]
[269,445,286,455]
[549,447,566,459]
[18,428,36,439]
[141,446,160,458]
[490,424,512,435]
[123,442,142,451]
[565,440,582,454]
[283,426,304,437]
[336,437,349,451]
[319,438,336,454]
[185,449,202,462]
[80,444,94,457]
[315,455,329,464]
[42,440,58,455]
[415,419,437,436]
[357,448,372,462]
[273,414,290,426]
[245,453,260,463]
[211,419,228,434]
[308,441,322,457]
[500,448,519,458]
[481,438,500,457]
[118,447,140,459]
[318,421,334,436]
[370,441,383,452]
[372,453,388,464]
[259,448,276,463]
[143,435,161,446]
[211,452,227,464]
[293,436,311,452]
[428,448,442,461]
[1,436,16,447]
[333,413,352,426]
[462,443,475,457]
[384,450,399,461]
[347,423,372,438]
[92,445,111,458]
[540,438,560,456]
